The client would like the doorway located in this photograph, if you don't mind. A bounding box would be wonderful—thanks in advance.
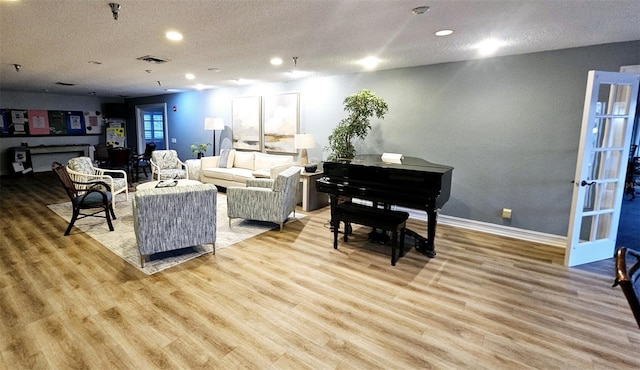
[135,104,168,154]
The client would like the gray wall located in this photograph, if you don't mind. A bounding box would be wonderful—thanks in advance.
[3,41,639,237]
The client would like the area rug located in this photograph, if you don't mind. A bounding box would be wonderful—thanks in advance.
[47,193,305,275]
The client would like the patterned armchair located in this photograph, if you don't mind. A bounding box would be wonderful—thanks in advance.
[227,166,301,231]
[150,150,188,180]
[66,156,129,204]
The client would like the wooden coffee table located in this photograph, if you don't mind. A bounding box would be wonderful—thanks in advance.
[136,179,203,190]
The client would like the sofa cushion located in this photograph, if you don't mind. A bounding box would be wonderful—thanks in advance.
[202,167,238,181]
[219,149,235,168]
[234,151,255,170]
[252,170,270,178]
[230,168,255,183]
[254,153,293,172]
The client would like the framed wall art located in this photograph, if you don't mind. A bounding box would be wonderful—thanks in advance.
[232,96,261,151]
[263,93,299,153]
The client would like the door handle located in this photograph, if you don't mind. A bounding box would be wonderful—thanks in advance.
[580,180,596,186]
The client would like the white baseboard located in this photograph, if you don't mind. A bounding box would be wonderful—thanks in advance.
[352,199,568,249]
[403,208,567,249]
[437,214,567,249]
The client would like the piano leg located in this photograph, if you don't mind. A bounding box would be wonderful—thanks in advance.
[405,206,438,258]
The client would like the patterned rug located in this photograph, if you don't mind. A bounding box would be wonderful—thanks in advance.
[48,193,305,275]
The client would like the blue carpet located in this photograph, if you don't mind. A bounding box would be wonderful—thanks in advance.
[617,195,640,252]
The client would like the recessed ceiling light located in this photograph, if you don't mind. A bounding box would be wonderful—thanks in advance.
[435,29,454,37]
[185,73,195,80]
[412,6,430,15]
[271,57,283,66]
[166,31,183,41]
[357,56,380,70]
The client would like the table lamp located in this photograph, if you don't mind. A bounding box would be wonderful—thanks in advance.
[204,117,225,156]
[294,133,315,165]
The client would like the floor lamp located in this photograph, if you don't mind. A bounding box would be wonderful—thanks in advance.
[204,117,225,156]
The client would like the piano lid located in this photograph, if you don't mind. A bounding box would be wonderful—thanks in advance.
[330,154,453,174]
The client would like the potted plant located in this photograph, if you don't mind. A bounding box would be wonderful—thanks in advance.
[190,142,211,158]
[326,89,388,161]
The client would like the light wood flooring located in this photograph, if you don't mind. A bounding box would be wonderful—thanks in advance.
[1,173,639,369]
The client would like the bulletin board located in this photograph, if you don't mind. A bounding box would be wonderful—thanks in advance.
[0,108,102,137]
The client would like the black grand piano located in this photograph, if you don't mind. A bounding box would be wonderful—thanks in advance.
[317,154,453,258]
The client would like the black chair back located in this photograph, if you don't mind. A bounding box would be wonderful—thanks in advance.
[142,142,156,159]
[108,147,131,168]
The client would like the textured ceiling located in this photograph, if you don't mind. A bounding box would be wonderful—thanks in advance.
[1,0,639,98]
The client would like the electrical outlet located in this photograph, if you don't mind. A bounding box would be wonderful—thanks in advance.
[171,138,177,143]
[501,208,512,219]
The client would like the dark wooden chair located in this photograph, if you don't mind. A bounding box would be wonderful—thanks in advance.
[131,142,156,182]
[108,147,132,179]
[94,143,113,167]
[613,247,640,329]
[51,161,116,236]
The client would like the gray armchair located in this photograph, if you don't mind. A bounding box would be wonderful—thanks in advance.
[227,166,301,231]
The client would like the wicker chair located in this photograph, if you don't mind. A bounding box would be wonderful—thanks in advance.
[66,156,129,205]
[52,162,116,236]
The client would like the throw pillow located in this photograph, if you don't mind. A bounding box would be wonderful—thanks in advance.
[218,149,235,168]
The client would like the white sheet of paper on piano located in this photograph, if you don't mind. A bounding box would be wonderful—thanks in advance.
[381,152,403,164]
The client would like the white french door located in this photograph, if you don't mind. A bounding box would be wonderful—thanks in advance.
[565,71,640,266]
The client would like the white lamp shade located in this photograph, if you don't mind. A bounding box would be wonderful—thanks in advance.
[204,117,225,130]
[294,133,315,149]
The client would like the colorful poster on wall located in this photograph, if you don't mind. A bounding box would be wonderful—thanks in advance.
[10,110,29,135]
[85,113,101,134]
[27,109,50,135]
[48,110,67,135]
[106,127,126,147]
[66,111,85,135]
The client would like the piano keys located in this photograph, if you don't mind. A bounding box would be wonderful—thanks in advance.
[317,154,453,257]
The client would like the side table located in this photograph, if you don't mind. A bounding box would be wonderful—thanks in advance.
[299,171,329,211]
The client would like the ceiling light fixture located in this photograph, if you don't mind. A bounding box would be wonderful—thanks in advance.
[271,57,283,66]
[166,31,183,41]
[293,56,298,66]
[412,6,430,15]
[435,29,454,36]
[13,64,21,72]
[208,67,221,72]
[185,73,195,80]
[109,3,121,20]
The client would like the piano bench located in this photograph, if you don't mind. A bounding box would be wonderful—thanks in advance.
[333,202,410,266]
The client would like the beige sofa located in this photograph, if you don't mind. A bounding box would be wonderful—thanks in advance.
[200,149,296,188]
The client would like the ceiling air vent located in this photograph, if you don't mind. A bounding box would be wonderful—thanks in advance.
[136,55,171,64]
[55,82,76,86]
